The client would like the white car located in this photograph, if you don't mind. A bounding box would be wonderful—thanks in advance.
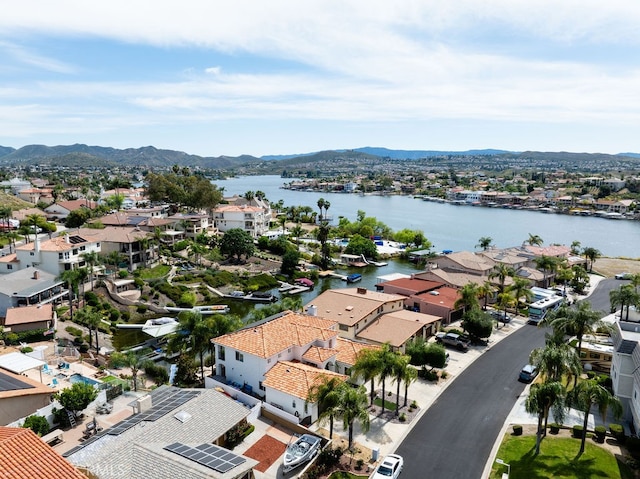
[371,454,403,479]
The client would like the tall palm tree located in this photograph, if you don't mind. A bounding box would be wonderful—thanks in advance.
[392,354,411,415]
[555,266,574,297]
[478,281,496,310]
[507,277,534,314]
[317,198,326,222]
[377,344,399,414]
[548,301,604,364]
[306,375,344,439]
[168,310,211,381]
[476,236,493,250]
[529,343,582,385]
[489,263,515,293]
[526,233,544,246]
[496,291,516,325]
[402,365,418,408]
[454,282,481,312]
[582,246,601,272]
[534,255,559,288]
[290,224,304,250]
[352,348,381,406]
[525,381,566,455]
[76,307,103,353]
[81,251,99,289]
[334,384,370,451]
[610,285,639,321]
[570,240,582,255]
[59,269,81,321]
[126,351,146,392]
[567,379,622,458]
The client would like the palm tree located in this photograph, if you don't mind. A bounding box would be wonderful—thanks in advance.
[582,246,601,272]
[306,375,344,439]
[334,384,370,451]
[376,344,399,414]
[59,269,81,321]
[526,233,544,246]
[317,198,326,222]
[391,354,411,415]
[323,201,331,221]
[478,281,496,310]
[454,282,481,312]
[402,365,418,408]
[290,224,304,250]
[555,266,574,297]
[126,351,146,392]
[81,251,99,289]
[570,240,582,255]
[352,348,381,406]
[548,301,604,364]
[496,291,516,326]
[507,277,534,314]
[525,381,566,455]
[168,310,211,381]
[534,255,559,288]
[529,343,582,385]
[489,263,515,293]
[476,236,493,250]
[610,285,639,321]
[76,307,103,353]
[567,379,622,458]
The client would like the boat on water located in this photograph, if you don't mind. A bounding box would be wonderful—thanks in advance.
[345,273,362,283]
[282,434,322,472]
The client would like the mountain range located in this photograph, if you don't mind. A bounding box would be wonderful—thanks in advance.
[0,143,638,170]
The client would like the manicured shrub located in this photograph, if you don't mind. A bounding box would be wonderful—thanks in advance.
[610,423,626,443]
[572,425,584,438]
[512,424,523,436]
[399,413,407,422]
[594,425,607,443]
[549,423,561,434]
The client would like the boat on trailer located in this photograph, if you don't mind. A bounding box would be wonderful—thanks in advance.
[282,434,322,472]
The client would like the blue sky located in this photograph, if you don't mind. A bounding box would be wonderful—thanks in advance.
[1,1,639,157]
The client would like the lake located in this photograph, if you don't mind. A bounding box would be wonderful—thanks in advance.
[213,175,640,258]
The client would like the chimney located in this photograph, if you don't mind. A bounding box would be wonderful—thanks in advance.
[136,395,153,413]
[307,305,317,316]
[33,270,39,280]
[357,287,367,295]
[34,234,40,253]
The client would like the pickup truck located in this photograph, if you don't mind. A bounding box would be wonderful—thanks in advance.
[435,332,470,351]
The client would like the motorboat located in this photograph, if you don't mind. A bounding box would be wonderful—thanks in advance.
[282,434,322,472]
[346,273,362,283]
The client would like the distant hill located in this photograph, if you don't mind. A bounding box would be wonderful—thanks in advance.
[0,143,638,169]
[0,143,258,169]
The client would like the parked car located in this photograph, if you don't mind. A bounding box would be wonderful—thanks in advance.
[615,272,633,280]
[489,310,512,323]
[371,454,404,479]
[435,332,469,351]
[519,364,538,382]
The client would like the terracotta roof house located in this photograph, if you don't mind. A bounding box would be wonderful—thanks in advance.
[0,252,20,275]
[78,226,156,272]
[305,288,406,340]
[413,268,487,289]
[212,204,270,238]
[212,311,375,423]
[0,370,53,425]
[65,386,258,479]
[44,199,98,220]
[412,286,462,324]
[356,309,441,352]
[3,303,55,333]
[377,277,442,297]
[0,426,86,479]
[428,251,494,276]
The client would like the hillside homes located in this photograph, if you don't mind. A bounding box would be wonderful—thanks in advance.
[213,203,271,238]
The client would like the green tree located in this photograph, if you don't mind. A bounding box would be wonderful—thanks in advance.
[281,249,301,277]
[567,379,622,458]
[507,277,534,313]
[334,383,370,451]
[525,381,566,455]
[344,234,378,260]
[476,236,493,250]
[126,351,146,392]
[555,266,574,297]
[478,281,496,310]
[534,255,560,288]
[306,375,344,439]
[55,382,98,420]
[290,224,304,250]
[570,265,590,294]
[59,269,82,321]
[65,209,91,228]
[461,308,493,341]
[529,343,582,385]
[526,233,544,246]
[496,291,516,326]
[317,198,326,222]
[219,228,255,262]
[454,282,480,312]
[582,246,601,272]
[392,354,411,415]
[81,251,100,288]
[376,344,399,414]
[22,414,50,436]
[610,285,640,320]
[489,263,515,293]
[352,348,381,406]
[75,306,103,352]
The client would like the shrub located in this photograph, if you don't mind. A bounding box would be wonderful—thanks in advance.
[118,270,128,279]
[610,423,626,443]
[356,458,365,470]
[78,343,89,353]
[143,362,169,385]
[594,425,607,443]
[136,304,148,314]
[572,424,584,438]
[549,423,561,434]
[512,424,523,436]
[109,309,120,321]
[20,346,34,353]
[399,413,407,422]
[22,415,50,436]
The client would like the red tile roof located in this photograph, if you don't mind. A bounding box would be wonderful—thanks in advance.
[0,427,87,479]
[4,304,53,326]
[262,361,347,399]
[415,286,460,308]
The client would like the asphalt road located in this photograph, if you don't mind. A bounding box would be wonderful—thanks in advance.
[396,323,547,479]
[582,277,627,315]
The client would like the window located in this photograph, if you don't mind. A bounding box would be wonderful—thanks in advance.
[235,351,244,362]
[218,346,225,360]
[80,245,86,251]
[267,358,271,364]
[30,252,34,256]
[59,253,63,259]
[7,264,12,270]
[344,367,351,376]
[72,248,78,255]
[339,324,348,331]
[259,381,265,391]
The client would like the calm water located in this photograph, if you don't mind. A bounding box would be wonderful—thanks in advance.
[214,175,640,258]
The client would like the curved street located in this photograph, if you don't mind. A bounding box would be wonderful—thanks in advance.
[395,278,621,479]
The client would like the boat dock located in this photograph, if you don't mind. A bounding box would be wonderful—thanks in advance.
[318,270,347,280]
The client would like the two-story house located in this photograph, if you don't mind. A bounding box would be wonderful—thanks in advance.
[213,204,270,238]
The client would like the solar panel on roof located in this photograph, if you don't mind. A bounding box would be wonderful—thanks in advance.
[0,371,35,391]
[164,442,246,473]
[67,235,87,244]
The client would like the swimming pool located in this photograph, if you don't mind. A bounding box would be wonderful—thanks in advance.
[68,373,101,387]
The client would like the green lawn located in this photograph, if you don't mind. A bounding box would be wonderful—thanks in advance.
[489,435,633,479]
[327,472,368,479]
[373,397,397,411]
[137,264,171,279]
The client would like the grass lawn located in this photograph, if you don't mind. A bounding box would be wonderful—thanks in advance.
[489,435,634,479]
[373,397,397,411]
[137,264,171,279]
[327,472,368,479]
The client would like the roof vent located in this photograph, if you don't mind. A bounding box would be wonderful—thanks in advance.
[174,411,192,423]
[429,291,440,295]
